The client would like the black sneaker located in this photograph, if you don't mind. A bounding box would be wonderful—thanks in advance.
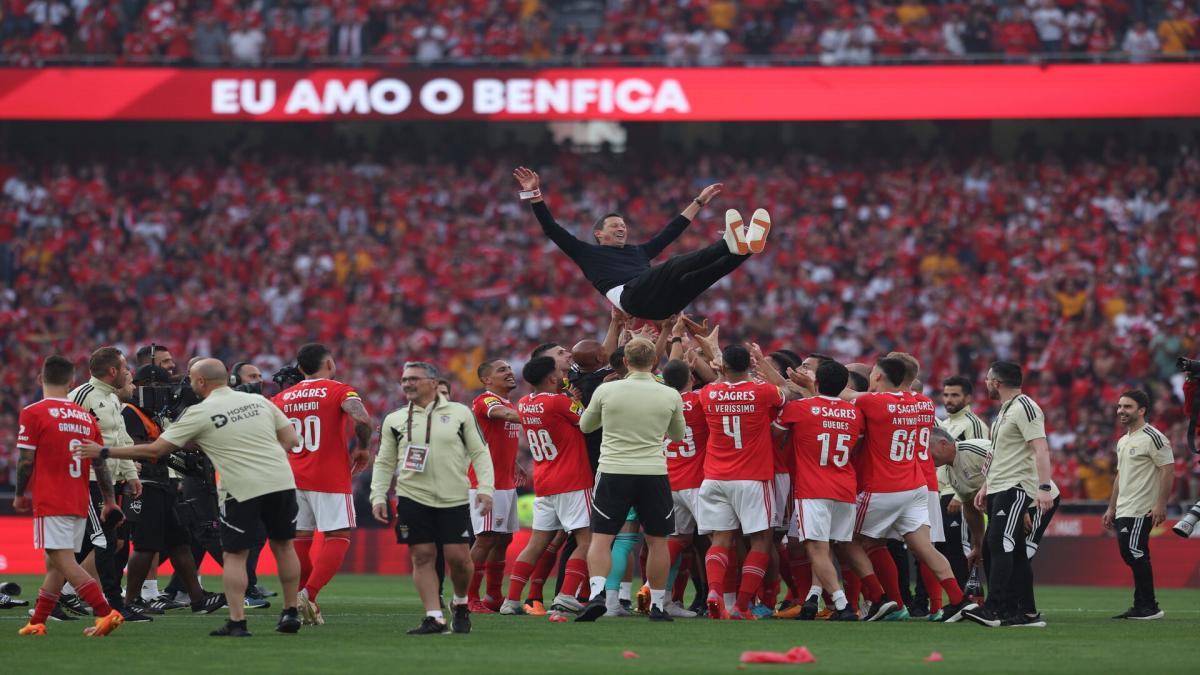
[253,585,277,598]
[619,598,633,611]
[210,620,252,637]
[0,582,20,596]
[574,595,608,623]
[59,593,91,616]
[148,593,188,612]
[276,608,302,633]
[0,593,29,608]
[451,603,471,634]
[1126,606,1164,620]
[1112,607,1136,619]
[688,598,708,616]
[29,605,77,622]
[121,606,153,622]
[192,592,227,614]
[962,605,1003,628]
[407,616,449,635]
[128,598,164,615]
[829,607,859,622]
[798,597,819,621]
[1003,612,1046,627]
[939,598,979,623]
[908,603,929,618]
[863,596,899,622]
[648,605,673,622]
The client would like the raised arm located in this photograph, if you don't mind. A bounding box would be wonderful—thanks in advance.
[515,166,587,257]
[641,183,722,258]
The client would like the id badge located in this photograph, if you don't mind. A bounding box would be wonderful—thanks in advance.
[402,444,430,473]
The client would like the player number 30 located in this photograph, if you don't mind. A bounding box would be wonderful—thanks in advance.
[289,415,322,453]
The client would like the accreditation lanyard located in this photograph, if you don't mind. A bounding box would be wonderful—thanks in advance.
[401,400,435,472]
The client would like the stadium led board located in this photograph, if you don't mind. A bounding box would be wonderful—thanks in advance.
[1,64,1198,121]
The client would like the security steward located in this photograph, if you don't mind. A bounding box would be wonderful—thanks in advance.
[76,358,304,638]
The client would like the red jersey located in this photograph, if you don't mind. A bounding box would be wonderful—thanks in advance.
[700,380,784,481]
[272,378,362,493]
[665,390,709,491]
[775,396,863,503]
[517,392,591,496]
[909,392,939,491]
[853,392,931,493]
[18,398,102,517]
[471,391,520,490]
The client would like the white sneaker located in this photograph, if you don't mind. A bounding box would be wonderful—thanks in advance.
[666,601,697,618]
[297,589,318,626]
[498,599,526,615]
[550,593,583,615]
[746,208,771,253]
[608,603,635,617]
[724,209,749,255]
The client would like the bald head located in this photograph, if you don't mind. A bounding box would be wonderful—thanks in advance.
[189,358,229,399]
[571,339,608,372]
[846,362,871,393]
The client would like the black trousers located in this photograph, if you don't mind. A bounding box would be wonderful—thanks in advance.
[77,482,125,611]
[983,488,1034,617]
[1025,495,1060,559]
[1116,516,1158,610]
[938,493,970,587]
[620,242,750,320]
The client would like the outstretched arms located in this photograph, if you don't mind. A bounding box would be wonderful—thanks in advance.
[515,167,588,258]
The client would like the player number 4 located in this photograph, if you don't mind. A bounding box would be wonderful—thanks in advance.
[722,415,743,450]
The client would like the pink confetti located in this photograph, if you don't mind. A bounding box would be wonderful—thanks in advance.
[924,652,944,663]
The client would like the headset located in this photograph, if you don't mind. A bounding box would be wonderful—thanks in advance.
[229,362,249,387]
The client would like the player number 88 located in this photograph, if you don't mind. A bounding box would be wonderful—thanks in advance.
[526,429,559,461]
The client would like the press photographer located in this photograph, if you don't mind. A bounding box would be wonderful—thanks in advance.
[1171,356,1200,537]
[122,364,226,616]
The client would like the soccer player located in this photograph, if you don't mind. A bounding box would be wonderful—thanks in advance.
[14,356,124,637]
[927,428,989,587]
[500,357,594,616]
[275,343,372,625]
[697,344,784,620]
[660,358,708,618]
[850,357,976,622]
[514,166,770,320]
[964,361,1054,628]
[1103,390,1173,620]
[773,360,862,621]
[468,359,523,612]
[936,375,988,587]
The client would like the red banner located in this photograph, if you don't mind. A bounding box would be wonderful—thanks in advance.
[0,65,1198,121]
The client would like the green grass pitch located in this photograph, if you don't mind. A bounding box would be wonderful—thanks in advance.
[1,575,1196,674]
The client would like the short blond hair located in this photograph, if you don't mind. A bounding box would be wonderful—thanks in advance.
[624,338,656,370]
[886,351,920,383]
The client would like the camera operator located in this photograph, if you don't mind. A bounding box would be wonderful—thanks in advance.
[66,347,145,621]
[121,364,227,616]
[230,362,264,394]
[136,344,178,378]
[76,358,305,637]
[1171,356,1200,537]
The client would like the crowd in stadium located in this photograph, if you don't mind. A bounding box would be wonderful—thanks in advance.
[0,0,1197,65]
[0,130,1196,504]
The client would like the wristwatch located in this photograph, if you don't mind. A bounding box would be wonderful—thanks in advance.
[1038,483,1052,492]
[100,446,110,461]
[693,197,704,206]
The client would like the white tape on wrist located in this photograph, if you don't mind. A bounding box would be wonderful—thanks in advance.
[519,189,542,200]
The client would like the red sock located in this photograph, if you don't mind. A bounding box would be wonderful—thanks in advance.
[860,573,884,604]
[469,561,486,602]
[485,560,506,602]
[918,562,943,612]
[760,577,780,608]
[506,559,535,602]
[31,589,59,625]
[704,546,730,597]
[776,543,798,599]
[672,553,692,602]
[724,551,739,595]
[667,539,687,569]
[304,536,349,602]
[868,546,902,602]
[788,556,812,601]
[294,536,314,590]
[527,542,558,601]
[940,576,964,605]
[842,566,862,611]
[561,558,588,597]
[735,551,770,612]
[76,579,112,617]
